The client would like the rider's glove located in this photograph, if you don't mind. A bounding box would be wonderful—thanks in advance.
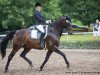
[46,20,51,24]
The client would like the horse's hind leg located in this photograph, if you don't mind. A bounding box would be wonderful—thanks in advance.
[5,47,21,72]
[40,50,53,71]
[20,46,32,66]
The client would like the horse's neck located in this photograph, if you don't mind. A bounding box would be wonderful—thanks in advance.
[53,22,63,37]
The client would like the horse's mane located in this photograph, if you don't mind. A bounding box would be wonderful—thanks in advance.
[49,16,64,27]
[48,16,66,36]
[49,16,71,27]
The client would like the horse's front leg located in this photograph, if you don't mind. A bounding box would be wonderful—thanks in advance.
[40,50,53,71]
[53,46,70,68]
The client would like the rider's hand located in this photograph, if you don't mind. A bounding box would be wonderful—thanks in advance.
[46,20,51,24]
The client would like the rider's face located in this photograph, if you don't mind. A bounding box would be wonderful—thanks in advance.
[96,20,99,24]
[35,6,42,11]
[99,22,100,25]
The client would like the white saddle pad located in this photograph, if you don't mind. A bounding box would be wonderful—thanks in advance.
[30,25,48,39]
[31,30,38,39]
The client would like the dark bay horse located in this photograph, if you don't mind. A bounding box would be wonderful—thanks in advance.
[0,16,72,72]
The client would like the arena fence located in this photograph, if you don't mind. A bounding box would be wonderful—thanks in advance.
[0,32,100,49]
[61,32,100,49]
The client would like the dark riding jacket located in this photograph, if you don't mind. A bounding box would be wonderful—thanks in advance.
[34,10,46,25]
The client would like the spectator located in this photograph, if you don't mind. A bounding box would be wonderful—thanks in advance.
[98,21,100,37]
[93,19,99,40]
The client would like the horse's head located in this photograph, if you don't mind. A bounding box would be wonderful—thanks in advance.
[59,16,73,35]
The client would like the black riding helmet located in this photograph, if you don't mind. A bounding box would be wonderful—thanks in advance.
[35,2,42,7]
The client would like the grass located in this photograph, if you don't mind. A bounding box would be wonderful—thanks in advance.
[60,34,94,42]
[60,34,100,49]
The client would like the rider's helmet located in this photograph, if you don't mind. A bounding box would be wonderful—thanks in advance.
[35,2,42,7]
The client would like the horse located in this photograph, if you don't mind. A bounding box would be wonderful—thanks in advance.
[0,16,72,72]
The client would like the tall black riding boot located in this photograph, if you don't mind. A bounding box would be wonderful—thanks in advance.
[40,33,45,49]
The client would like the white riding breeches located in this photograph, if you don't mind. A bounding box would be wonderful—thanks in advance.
[36,25,45,33]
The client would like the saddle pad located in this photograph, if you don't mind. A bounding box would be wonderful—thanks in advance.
[31,30,38,39]
[29,25,48,39]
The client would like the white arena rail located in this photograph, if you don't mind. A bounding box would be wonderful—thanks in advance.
[62,32,93,35]
[0,34,6,41]
[0,34,6,37]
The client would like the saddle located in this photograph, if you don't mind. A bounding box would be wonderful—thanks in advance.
[28,25,48,39]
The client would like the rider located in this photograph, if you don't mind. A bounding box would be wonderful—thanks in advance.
[34,2,50,48]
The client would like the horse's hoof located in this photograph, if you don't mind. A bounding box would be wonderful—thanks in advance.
[29,64,33,69]
[39,67,43,72]
[30,64,33,67]
[4,68,8,73]
[4,70,8,73]
[29,62,32,66]
[67,65,70,69]
[39,69,42,72]
[67,65,72,71]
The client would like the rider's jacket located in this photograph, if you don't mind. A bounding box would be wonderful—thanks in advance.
[34,10,46,25]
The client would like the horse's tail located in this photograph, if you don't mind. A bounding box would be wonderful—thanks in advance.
[0,31,16,59]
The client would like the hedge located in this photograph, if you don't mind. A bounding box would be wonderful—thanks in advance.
[60,40,100,49]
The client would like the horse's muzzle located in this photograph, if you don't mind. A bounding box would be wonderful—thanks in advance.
[68,32,73,35]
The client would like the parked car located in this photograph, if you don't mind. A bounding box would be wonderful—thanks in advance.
[72,24,89,32]
[63,24,89,33]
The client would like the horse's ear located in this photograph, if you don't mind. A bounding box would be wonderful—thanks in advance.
[66,16,71,22]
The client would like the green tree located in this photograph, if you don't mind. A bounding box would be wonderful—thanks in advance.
[0,0,62,31]
[42,0,62,20]
[59,0,100,26]
[0,0,34,31]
